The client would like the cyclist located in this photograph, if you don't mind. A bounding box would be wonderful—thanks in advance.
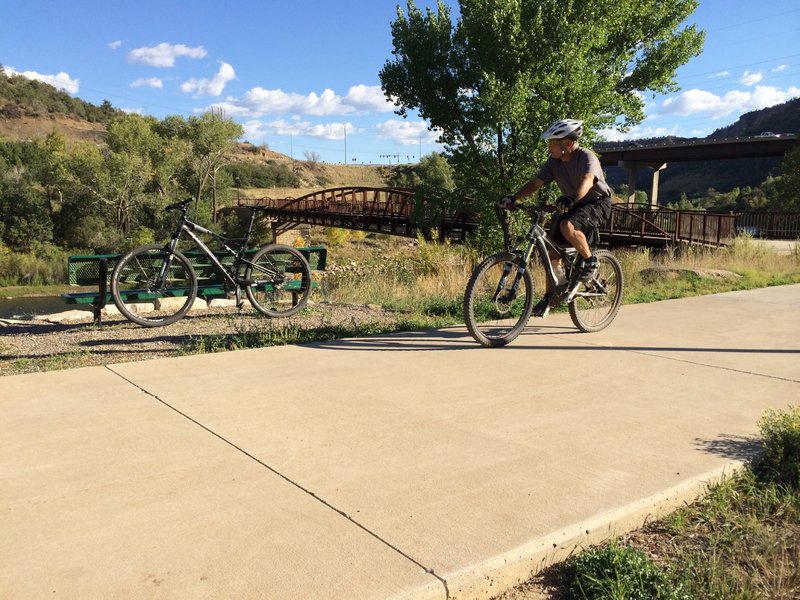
[501,118,613,317]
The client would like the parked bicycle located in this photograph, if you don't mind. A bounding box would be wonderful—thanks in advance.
[463,202,624,347]
[110,198,312,327]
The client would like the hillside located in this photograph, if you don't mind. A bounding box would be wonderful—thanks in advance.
[0,69,397,191]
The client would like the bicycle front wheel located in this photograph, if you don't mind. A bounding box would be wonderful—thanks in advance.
[568,249,624,333]
[463,252,536,347]
[245,244,312,318]
[110,244,198,327]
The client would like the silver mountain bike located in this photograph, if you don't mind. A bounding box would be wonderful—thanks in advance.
[463,202,624,347]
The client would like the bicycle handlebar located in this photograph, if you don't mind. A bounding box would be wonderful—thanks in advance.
[501,201,557,218]
[164,198,193,212]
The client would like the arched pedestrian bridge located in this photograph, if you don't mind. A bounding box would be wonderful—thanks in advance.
[233,186,784,248]
[247,187,479,242]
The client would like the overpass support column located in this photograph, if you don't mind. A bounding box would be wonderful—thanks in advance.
[649,162,667,206]
[619,160,642,203]
[618,161,668,206]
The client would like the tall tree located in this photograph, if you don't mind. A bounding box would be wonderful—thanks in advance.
[157,113,243,219]
[380,0,705,246]
[771,143,800,211]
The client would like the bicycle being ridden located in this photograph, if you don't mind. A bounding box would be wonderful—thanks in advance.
[462,118,623,346]
[110,198,312,327]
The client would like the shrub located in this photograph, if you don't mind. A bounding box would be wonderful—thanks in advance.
[758,405,800,489]
[0,242,69,285]
[565,542,687,599]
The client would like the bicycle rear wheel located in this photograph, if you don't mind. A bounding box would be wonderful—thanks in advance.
[463,252,536,347]
[110,244,198,327]
[568,249,624,332]
[245,244,312,318]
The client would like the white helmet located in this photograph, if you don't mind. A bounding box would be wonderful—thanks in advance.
[541,119,584,140]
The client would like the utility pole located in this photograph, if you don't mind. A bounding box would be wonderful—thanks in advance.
[344,123,347,164]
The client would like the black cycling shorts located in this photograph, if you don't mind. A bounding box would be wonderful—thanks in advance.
[549,197,612,246]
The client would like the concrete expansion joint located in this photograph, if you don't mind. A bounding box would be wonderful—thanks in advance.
[571,340,800,384]
[104,365,451,598]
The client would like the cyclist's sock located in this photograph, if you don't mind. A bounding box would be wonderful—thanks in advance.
[533,293,550,318]
[578,256,599,282]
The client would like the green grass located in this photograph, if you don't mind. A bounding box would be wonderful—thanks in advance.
[559,406,800,600]
[0,351,94,376]
[178,311,462,355]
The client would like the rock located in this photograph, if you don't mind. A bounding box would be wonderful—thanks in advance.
[104,302,156,316]
[208,298,238,308]
[156,297,206,312]
[639,266,740,280]
[36,310,93,323]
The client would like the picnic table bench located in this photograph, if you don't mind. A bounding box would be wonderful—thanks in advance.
[63,246,327,324]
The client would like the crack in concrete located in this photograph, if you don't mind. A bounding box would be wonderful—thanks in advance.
[105,364,451,599]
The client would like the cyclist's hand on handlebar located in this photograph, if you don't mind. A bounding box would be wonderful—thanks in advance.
[556,195,575,212]
[499,195,517,211]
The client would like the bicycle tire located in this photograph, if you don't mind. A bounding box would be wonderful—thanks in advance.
[463,252,536,347]
[245,244,312,318]
[110,244,198,327]
[568,249,624,333]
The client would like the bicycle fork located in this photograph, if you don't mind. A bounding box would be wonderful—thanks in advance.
[494,244,535,303]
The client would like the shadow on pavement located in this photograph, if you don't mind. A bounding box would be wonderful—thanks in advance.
[694,434,762,461]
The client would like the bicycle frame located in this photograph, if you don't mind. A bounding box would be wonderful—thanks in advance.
[157,203,275,290]
[509,207,607,305]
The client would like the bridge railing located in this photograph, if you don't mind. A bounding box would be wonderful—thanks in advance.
[735,211,800,239]
[607,204,737,246]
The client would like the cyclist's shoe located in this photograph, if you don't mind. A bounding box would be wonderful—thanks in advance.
[577,257,599,282]
[533,293,551,318]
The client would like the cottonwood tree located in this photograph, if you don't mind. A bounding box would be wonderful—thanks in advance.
[155,113,243,220]
[380,0,705,247]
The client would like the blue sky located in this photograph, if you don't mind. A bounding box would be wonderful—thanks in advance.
[1,1,798,163]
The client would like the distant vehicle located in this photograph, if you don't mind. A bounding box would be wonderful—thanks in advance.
[737,225,761,237]
[756,131,780,137]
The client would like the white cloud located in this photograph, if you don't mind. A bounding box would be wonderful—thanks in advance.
[242,118,359,141]
[661,85,799,119]
[708,70,730,79]
[740,71,763,86]
[130,77,163,90]
[773,64,789,72]
[238,87,347,116]
[127,43,207,67]
[343,85,396,113]
[207,84,395,118]
[375,119,441,146]
[597,124,680,142]
[180,62,235,97]
[109,40,123,50]
[6,66,79,94]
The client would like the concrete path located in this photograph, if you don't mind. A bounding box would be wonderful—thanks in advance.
[2,285,798,599]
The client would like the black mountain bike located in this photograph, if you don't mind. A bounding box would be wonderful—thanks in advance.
[463,203,624,347]
[110,198,312,327]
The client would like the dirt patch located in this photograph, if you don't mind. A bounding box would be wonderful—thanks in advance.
[639,266,741,280]
[0,113,106,145]
[0,302,398,376]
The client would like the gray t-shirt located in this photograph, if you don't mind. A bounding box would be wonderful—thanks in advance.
[536,147,612,202]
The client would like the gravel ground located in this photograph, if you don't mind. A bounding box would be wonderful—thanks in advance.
[0,302,399,376]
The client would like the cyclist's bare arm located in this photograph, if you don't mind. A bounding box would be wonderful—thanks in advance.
[513,178,546,200]
[573,172,595,203]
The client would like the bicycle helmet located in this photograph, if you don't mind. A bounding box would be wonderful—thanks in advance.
[541,119,584,140]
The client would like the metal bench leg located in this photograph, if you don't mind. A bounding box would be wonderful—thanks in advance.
[93,259,108,326]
